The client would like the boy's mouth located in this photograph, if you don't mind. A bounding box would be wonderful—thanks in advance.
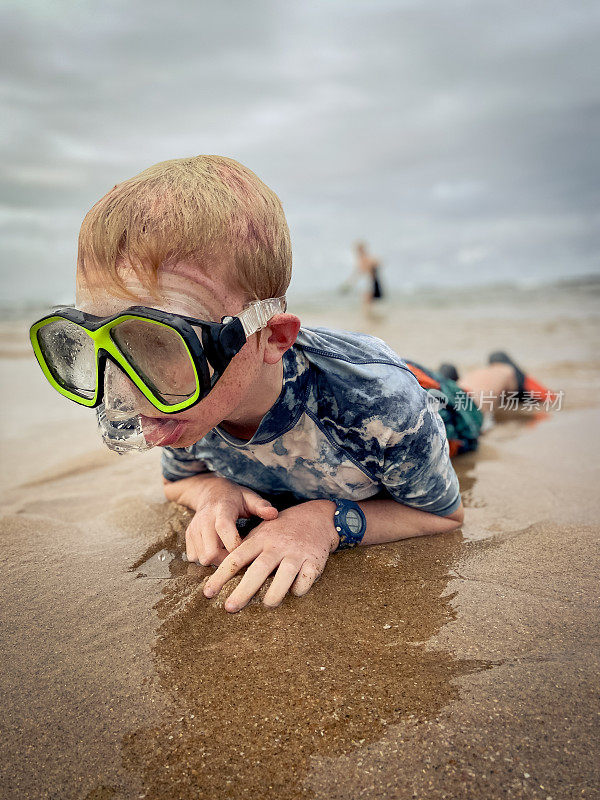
[140,415,188,447]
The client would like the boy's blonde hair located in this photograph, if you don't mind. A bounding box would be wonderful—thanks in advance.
[77,155,292,301]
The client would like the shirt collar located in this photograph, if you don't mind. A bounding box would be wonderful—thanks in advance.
[213,345,311,447]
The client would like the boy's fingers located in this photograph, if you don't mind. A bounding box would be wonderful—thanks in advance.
[189,514,217,565]
[185,537,198,564]
[263,559,301,608]
[242,490,278,520]
[186,511,222,565]
[203,540,260,598]
[200,527,228,566]
[214,512,242,553]
[185,517,202,563]
[224,554,281,613]
[290,561,321,597]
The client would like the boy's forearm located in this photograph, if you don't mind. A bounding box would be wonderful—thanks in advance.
[357,497,463,546]
[163,473,463,545]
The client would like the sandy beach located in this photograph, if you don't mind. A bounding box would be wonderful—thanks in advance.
[1,282,599,800]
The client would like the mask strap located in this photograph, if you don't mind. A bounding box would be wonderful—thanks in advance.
[234,296,287,337]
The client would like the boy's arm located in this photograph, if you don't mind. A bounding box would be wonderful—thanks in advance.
[202,494,463,612]
[358,495,464,544]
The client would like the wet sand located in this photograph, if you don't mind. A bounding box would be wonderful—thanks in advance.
[1,284,599,799]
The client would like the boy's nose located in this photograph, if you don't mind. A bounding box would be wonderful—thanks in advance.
[103,360,158,419]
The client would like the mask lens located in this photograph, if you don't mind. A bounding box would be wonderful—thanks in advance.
[37,319,96,399]
[111,318,199,405]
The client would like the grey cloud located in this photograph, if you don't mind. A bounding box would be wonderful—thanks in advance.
[1,0,599,304]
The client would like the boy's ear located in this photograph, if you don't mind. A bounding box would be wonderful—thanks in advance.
[262,314,301,365]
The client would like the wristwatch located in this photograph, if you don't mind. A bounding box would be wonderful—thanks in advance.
[334,499,367,550]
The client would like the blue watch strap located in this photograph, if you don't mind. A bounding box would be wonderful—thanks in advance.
[334,499,367,550]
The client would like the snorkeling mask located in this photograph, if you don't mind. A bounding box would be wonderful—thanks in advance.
[30,296,287,453]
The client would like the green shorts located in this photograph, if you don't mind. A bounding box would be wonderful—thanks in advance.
[403,361,484,456]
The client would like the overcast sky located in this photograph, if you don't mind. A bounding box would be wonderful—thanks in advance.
[1,0,599,305]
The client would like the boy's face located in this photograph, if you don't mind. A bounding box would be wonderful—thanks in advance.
[77,260,268,448]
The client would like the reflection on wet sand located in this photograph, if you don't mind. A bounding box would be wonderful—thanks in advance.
[120,515,489,800]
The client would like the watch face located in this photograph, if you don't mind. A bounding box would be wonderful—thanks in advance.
[345,508,363,534]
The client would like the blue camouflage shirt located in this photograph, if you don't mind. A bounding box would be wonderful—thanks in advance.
[161,327,461,516]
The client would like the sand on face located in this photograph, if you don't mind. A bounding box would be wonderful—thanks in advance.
[1,284,599,800]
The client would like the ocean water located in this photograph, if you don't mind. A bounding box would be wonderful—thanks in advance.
[1,0,599,309]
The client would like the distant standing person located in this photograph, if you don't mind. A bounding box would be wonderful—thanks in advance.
[354,241,384,311]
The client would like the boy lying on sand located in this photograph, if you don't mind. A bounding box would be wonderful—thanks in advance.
[30,156,556,612]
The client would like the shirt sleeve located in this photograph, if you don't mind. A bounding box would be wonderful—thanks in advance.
[161,446,211,482]
[379,387,461,517]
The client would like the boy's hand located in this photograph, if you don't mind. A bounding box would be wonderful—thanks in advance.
[164,474,278,565]
[203,500,339,612]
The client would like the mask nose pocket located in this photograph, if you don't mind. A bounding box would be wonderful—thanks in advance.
[103,359,149,420]
[97,361,154,453]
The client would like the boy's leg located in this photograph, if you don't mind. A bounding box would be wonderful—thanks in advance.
[458,364,517,410]
[459,354,558,410]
